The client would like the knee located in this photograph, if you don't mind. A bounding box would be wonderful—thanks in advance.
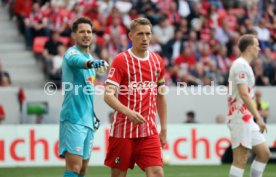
[79,169,86,176]
[147,168,164,177]
[79,168,87,176]
[233,156,248,168]
[66,164,82,174]
[257,148,271,162]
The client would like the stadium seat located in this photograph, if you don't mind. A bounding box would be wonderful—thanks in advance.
[58,37,70,46]
[32,36,49,54]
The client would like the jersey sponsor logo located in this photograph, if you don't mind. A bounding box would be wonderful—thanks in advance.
[108,68,115,78]
[129,81,157,90]
[239,73,245,79]
[70,50,78,55]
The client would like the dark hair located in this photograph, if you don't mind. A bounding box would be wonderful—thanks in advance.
[238,34,256,52]
[72,17,93,32]
[0,72,11,85]
[186,111,195,118]
[130,17,152,32]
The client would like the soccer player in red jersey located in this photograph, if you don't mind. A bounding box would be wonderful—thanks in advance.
[104,17,167,177]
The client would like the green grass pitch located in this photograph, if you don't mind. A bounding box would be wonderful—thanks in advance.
[0,164,275,177]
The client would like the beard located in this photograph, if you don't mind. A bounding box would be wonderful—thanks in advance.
[78,41,91,49]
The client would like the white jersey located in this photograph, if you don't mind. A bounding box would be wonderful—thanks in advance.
[227,57,265,149]
[227,57,256,124]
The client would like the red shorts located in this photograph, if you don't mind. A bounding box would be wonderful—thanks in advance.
[104,134,163,171]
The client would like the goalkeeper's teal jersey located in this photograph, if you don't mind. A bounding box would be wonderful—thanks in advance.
[60,45,95,130]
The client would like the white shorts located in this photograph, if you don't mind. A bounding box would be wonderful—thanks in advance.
[228,120,266,149]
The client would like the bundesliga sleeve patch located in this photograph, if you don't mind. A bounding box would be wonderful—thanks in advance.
[108,68,115,78]
[70,50,78,55]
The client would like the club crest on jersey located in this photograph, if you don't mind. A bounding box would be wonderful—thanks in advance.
[115,157,120,164]
[108,68,115,78]
[155,70,160,78]
[86,76,95,86]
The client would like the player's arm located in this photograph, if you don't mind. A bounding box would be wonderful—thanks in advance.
[237,84,267,133]
[85,60,109,72]
[104,83,145,124]
[157,85,167,148]
[66,52,108,71]
[156,56,167,147]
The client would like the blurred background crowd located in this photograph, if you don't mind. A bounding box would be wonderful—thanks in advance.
[1,0,276,88]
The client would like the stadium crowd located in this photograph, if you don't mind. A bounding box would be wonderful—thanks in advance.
[4,0,276,87]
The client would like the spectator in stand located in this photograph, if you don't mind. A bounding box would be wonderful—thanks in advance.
[48,2,69,36]
[178,0,191,18]
[254,18,271,49]
[24,2,49,49]
[215,19,233,45]
[174,45,196,69]
[0,62,11,87]
[215,114,226,124]
[66,2,84,30]
[43,31,63,59]
[184,30,202,59]
[165,29,184,62]
[247,1,262,25]
[0,72,11,87]
[49,44,66,82]
[253,59,270,86]
[153,16,174,47]
[114,0,133,15]
[148,34,162,54]
[83,2,102,33]
[175,17,189,39]
[104,16,127,44]
[214,45,231,84]
[122,8,139,29]
[199,43,216,72]
[105,6,123,27]
[254,90,269,123]
[184,111,198,123]
[14,0,32,34]
[165,1,181,26]
[260,47,276,82]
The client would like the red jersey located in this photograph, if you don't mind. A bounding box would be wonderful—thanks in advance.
[106,49,165,138]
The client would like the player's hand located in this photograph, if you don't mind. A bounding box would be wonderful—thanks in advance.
[256,117,267,133]
[92,60,109,73]
[159,129,167,148]
[125,109,146,124]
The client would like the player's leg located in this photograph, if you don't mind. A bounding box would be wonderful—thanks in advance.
[135,134,164,177]
[145,166,164,177]
[250,133,270,177]
[59,122,87,177]
[229,145,250,177]
[79,127,94,177]
[104,137,133,177]
[111,168,127,177]
[65,153,83,177]
[78,159,90,177]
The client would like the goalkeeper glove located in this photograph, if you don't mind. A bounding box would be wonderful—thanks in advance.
[87,60,109,73]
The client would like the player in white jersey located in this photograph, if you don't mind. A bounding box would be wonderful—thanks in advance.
[227,34,270,177]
